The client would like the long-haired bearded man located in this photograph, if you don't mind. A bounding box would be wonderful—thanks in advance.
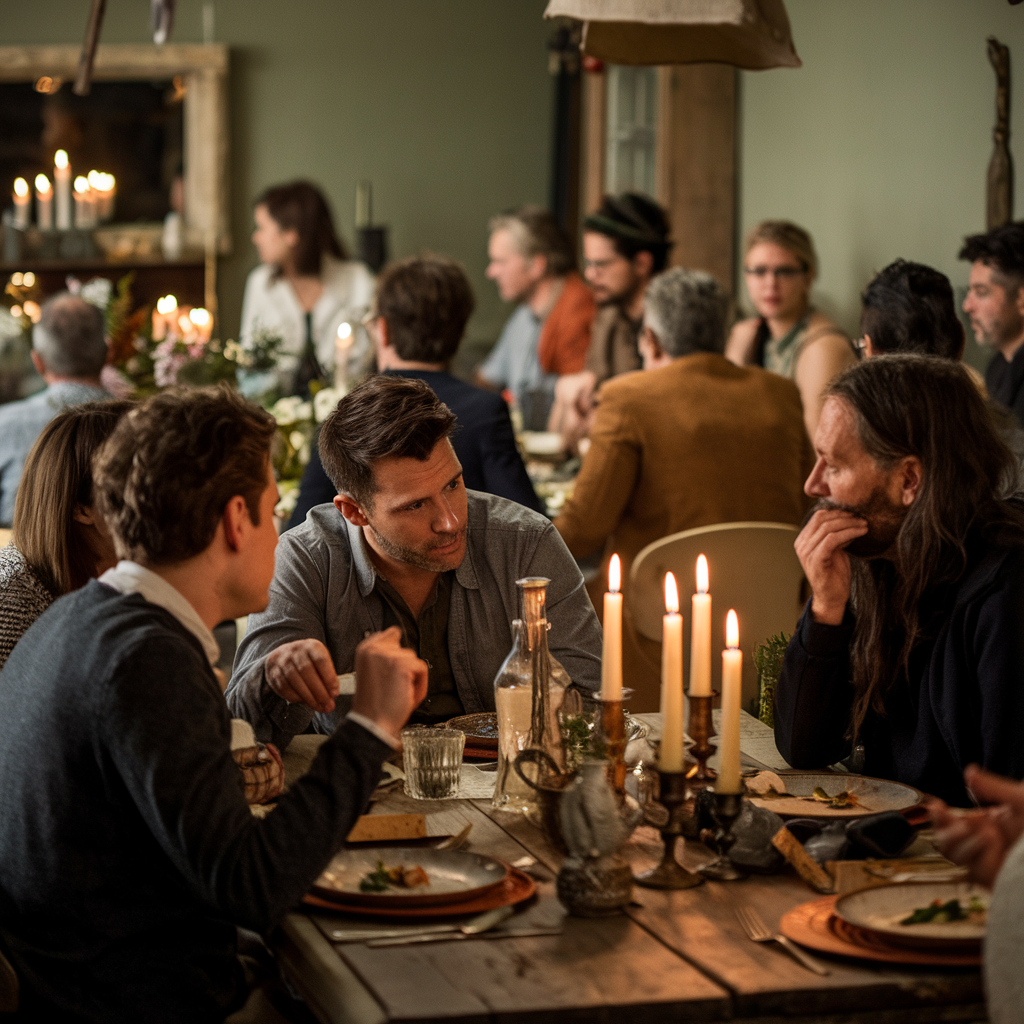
[773,354,1024,806]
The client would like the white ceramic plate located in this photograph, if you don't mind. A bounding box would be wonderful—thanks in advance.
[835,881,988,947]
[313,847,509,908]
[745,772,921,819]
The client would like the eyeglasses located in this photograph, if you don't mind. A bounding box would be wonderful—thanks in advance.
[854,336,868,355]
[583,257,625,271]
[743,265,807,280]
[360,310,380,330]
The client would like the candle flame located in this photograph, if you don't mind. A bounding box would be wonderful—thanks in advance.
[74,176,89,194]
[54,150,68,170]
[13,177,28,198]
[696,553,709,594]
[156,295,178,314]
[23,272,35,287]
[88,170,101,188]
[608,553,621,594]
[34,174,51,194]
[664,572,679,614]
[189,307,211,327]
[726,609,739,649]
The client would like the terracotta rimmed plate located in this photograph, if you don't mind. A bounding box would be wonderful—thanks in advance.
[445,713,499,751]
[312,848,508,908]
[304,866,536,919]
[746,773,922,819]
[779,896,981,967]
[834,882,987,948]
[445,711,649,754]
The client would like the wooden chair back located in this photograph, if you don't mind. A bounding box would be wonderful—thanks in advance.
[629,521,805,707]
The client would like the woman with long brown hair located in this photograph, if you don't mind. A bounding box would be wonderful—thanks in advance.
[0,400,133,669]
[239,180,375,399]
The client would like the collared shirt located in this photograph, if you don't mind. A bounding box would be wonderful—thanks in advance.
[226,491,603,750]
[479,304,558,430]
[0,380,110,526]
[375,571,462,724]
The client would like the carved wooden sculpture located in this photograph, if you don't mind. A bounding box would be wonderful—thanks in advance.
[987,37,1013,230]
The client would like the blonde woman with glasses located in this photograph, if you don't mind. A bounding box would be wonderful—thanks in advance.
[726,220,856,439]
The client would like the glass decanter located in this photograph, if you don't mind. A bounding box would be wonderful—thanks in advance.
[492,577,571,815]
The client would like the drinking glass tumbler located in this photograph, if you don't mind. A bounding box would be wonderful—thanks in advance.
[401,727,465,800]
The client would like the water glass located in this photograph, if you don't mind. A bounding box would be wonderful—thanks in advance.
[401,726,464,800]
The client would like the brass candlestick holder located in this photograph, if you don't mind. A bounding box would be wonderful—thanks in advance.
[594,693,629,796]
[698,789,747,881]
[635,768,705,890]
[686,690,718,787]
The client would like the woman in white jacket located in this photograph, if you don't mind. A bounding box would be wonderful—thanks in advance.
[239,181,375,398]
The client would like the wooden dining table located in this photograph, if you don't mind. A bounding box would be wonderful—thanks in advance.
[271,721,985,1024]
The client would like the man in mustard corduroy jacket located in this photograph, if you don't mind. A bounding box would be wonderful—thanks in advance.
[554,267,813,708]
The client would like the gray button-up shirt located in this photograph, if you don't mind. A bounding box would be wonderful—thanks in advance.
[226,491,602,748]
[0,381,110,526]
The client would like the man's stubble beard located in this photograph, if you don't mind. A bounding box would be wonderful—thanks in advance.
[367,523,466,574]
[808,490,909,559]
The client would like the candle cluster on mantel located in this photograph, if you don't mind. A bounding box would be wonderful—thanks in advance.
[8,153,116,232]
[152,294,213,347]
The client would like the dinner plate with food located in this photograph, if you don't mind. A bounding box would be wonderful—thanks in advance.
[833,881,989,948]
[743,770,921,819]
[312,847,509,908]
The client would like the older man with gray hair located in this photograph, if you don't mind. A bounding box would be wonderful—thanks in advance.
[477,205,594,429]
[554,267,813,708]
[0,292,110,525]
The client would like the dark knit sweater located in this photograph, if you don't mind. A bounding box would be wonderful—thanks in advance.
[774,534,1024,806]
[0,581,390,1022]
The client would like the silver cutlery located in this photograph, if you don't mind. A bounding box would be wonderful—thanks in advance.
[327,903,507,943]
[366,926,562,947]
[735,905,830,975]
[365,904,515,947]
[433,823,472,850]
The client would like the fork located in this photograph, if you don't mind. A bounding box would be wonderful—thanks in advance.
[735,906,830,976]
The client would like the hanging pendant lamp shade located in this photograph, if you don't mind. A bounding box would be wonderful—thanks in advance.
[544,0,801,70]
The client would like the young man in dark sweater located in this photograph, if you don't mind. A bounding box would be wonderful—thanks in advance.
[773,355,1024,806]
[0,385,427,1022]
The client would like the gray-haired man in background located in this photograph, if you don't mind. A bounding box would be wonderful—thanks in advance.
[0,293,110,525]
[554,267,812,709]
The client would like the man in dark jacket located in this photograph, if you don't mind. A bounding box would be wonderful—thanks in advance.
[774,355,1024,806]
[287,253,542,527]
[0,385,427,1021]
[961,221,1024,427]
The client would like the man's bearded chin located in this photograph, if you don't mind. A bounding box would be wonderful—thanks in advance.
[808,496,908,559]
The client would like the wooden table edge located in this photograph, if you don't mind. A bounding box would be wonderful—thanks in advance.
[277,913,387,1024]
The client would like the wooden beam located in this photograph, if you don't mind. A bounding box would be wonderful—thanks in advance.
[72,0,107,96]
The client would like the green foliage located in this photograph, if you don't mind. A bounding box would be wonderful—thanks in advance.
[752,631,790,729]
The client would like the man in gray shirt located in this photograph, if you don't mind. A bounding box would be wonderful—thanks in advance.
[227,374,602,749]
[0,292,110,525]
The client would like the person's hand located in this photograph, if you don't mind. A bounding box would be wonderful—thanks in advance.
[351,627,429,740]
[265,639,339,714]
[927,764,1024,888]
[794,508,868,625]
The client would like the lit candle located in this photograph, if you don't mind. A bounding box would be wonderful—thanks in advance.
[334,321,354,391]
[12,177,30,230]
[54,150,71,230]
[73,176,95,229]
[600,554,623,701]
[89,170,115,221]
[689,554,711,696]
[188,307,213,344]
[659,571,684,771]
[35,174,53,230]
[153,294,178,341]
[718,610,743,794]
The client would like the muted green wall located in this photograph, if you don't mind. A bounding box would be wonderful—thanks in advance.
[0,0,555,357]
[740,0,1024,371]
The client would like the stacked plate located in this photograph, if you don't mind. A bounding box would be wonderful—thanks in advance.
[303,847,536,919]
[781,882,987,966]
